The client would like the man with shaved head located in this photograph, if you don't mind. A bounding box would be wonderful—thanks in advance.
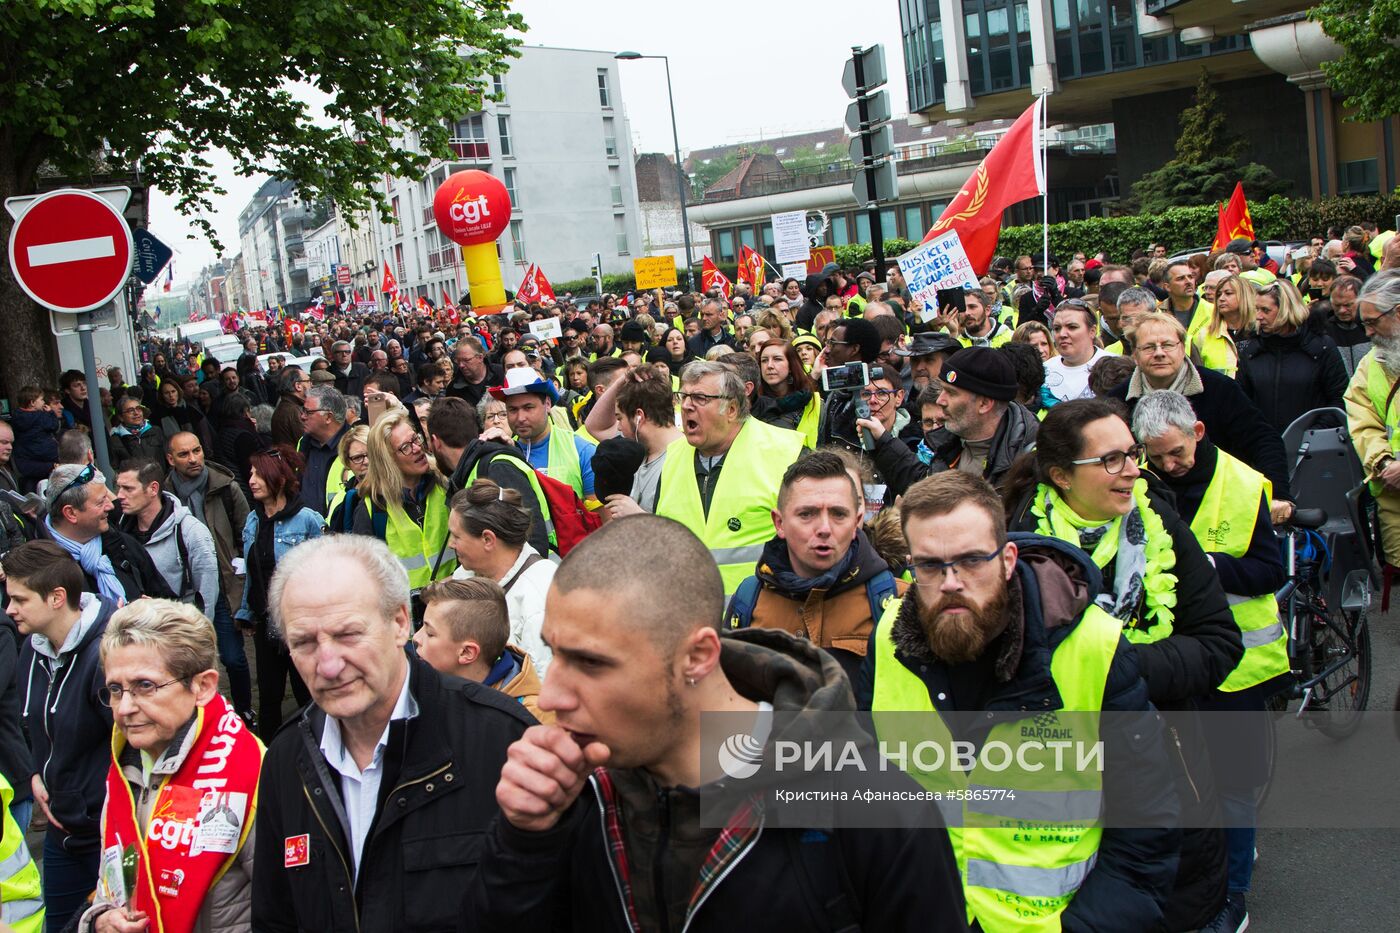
[467,514,964,930]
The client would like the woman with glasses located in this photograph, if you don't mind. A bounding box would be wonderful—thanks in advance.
[84,599,261,933]
[1003,398,1244,932]
[235,445,322,738]
[1236,278,1348,434]
[326,425,370,533]
[1042,301,1109,407]
[351,408,457,601]
[1193,273,1256,377]
[756,339,821,448]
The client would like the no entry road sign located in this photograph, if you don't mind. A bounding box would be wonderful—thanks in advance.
[6,187,134,313]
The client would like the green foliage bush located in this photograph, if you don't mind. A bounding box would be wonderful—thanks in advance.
[996,191,1400,263]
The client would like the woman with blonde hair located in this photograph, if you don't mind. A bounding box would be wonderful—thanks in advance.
[1193,273,1256,377]
[753,307,793,342]
[1236,277,1348,433]
[1012,320,1055,360]
[326,423,370,532]
[351,407,456,596]
[82,599,261,933]
[447,478,556,675]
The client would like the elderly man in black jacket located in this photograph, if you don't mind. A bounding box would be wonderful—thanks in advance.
[859,347,1038,499]
[1107,311,1294,523]
[253,535,533,932]
[467,515,967,933]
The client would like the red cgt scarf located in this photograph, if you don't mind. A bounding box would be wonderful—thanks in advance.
[102,692,263,933]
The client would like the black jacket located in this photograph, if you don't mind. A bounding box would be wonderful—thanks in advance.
[0,618,31,803]
[1008,477,1243,706]
[869,401,1039,499]
[686,327,735,359]
[20,595,118,851]
[109,423,168,468]
[331,361,370,399]
[448,441,552,558]
[36,523,177,604]
[464,628,967,933]
[252,653,534,932]
[854,535,1182,933]
[1235,329,1348,435]
[1108,365,1292,500]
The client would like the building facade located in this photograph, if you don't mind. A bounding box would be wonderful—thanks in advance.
[634,153,707,273]
[373,45,643,310]
[236,179,325,312]
[334,205,380,302]
[901,1,1400,200]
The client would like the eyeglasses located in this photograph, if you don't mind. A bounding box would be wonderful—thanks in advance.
[1137,341,1181,355]
[859,388,895,402]
[484,411,509,423]
[396,436,425,456]
[911,548,1003,585]
[676,391,728,407]
[1070,444,1145,474]
[824,338,850,348]
[347,453,369,465]
[100,677,183,707]
[1362,305,1399,328]
[55,463,96,500]
[299,407,323,418]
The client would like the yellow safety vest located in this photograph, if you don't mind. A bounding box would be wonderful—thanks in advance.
[1188,450,1288,691]
[526,425,584,498]
[653,417,805,596]
[795,392,821,450]
[1162,298,1215,347]
[1364,348,1400,496]
[464,455,557,551]
[0,773,43,933]
[958,321,1013,349]
[297,436,346,510]
[871,597,1120,932]
[1193,328,1240,379]
[1370,230,1395,261]
[367,484,457,590]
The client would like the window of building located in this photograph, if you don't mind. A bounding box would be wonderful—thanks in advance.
[511,220,526,263]
[609,165,623,206]
[855,213,871,244]
[614,214,629,255]
[831,215,850,246]
[603,117,617,158]
[598,68,612,107]
[1339,158,1379,195]
[448,114,488,160]
[814,141,826,151]
[498,115,513,157]
[880,208,898,242]
[761,223,775,263]
[739,227,757,250]
[493,73,505,99]
[717,229,736,262]
[776,147,788,156]
[391,196,402,237]
[504,167,519,209]
[903,204,923,239]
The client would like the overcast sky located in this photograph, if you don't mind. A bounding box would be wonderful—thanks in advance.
[147,0,908,286]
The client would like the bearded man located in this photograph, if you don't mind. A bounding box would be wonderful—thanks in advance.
[855,471,1182,933]
[1345,269,1400,567]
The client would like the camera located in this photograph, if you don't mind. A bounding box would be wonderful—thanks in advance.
[822,362,883,393]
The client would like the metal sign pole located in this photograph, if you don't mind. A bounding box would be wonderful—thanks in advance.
[76,313,114,479]
[853,46,885,283]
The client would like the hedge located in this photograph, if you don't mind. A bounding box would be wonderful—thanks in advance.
[995,191,1400,262]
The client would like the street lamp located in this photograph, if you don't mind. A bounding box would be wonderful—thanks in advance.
[615,51,695,291]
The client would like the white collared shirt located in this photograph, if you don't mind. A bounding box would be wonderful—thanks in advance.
[318,665,419,880]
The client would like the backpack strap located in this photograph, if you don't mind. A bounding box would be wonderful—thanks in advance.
[724,576,762,630]
[785,829,862,933]
[369,501,388,540]
[865,572,899,626]
[173,520,196,609]
[501,552,544,594]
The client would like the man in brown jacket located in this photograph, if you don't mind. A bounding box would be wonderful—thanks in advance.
[724,450,906,686]
[414,577,548,722]
[271,365,310,447]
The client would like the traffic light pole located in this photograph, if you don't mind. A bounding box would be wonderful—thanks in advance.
[853,46,885,284]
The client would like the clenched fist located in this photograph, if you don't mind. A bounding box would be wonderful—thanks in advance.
[497,725,611,832]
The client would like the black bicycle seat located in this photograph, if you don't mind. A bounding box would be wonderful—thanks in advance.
[1286,507,1328,530]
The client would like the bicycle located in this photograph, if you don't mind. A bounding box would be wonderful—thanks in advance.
[1273,506,1372,738]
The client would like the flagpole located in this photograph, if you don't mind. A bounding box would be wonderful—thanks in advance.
[1041,90,1049,271]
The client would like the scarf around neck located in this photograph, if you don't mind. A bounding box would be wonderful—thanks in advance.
[1126,358,1204,401]
[169,467,210,524]
[45,517,126,604]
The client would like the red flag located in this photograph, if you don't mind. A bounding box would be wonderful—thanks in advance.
[1212,182,1254,251]
[702,256,732,298]
[305,303,325,322]
[517,263,557,305]
[285,318,303,342]
[737,245,765,292]
[924,97,1044,275]
[382,263,398,298]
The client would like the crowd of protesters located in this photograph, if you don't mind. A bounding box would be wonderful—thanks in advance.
[0,220,1395,932]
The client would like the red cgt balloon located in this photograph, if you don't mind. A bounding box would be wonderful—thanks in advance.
[433,170,511,246]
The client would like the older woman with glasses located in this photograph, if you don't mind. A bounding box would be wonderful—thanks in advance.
[351,408,456,603]
[1236,278,1348,434]
[82,599,261,933]
[235,445,322,738]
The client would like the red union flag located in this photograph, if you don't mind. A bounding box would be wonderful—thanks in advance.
[381,262,397,297]
[702,256,732,298]
[737,245,765,292]
[924,97,1044,275]
[1212,182,1254,251]
[517,263,556,304]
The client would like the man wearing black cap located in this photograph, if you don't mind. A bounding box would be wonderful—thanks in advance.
[895,331,960,443]
[618,320,650,355]
[858,346,1039,499]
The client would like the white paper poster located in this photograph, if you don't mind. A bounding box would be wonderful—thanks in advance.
[772,210,812,265]
[896,230,980,322]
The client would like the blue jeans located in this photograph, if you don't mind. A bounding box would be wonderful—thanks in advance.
[213,592,253,714]
[42,831,99,933]
[1221,788,1257,894]
[9,799,32,836]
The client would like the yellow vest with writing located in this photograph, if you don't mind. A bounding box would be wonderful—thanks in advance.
[1188,449,1288,691]
[654,417,805,595]
[871,597,1119,932]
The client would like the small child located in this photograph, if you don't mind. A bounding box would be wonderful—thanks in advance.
[9,385,61,488]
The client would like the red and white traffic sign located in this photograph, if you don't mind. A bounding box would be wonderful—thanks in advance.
[6,187,134,313]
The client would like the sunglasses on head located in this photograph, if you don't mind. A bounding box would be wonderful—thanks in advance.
[56,463,96,500]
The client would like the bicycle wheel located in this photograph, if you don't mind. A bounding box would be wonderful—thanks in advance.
[1313,605,1371,739]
